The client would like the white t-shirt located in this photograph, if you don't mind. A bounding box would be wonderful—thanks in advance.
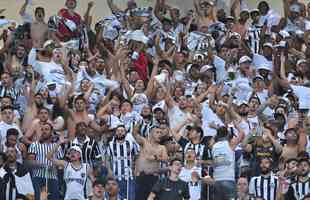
[28,48,66,86]
[201,102,224,136]
[0,121,23,143]
[168,105,188,130]
[213,55,227,83]
[291,85,310,109]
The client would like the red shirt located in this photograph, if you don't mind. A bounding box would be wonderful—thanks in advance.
[57,8,81,41]
[133,52,148,81]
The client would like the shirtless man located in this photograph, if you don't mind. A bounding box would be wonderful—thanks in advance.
[23,107,52,144]
[19,0,48,48]
[193,0,216,28]
[66,95,103,139]
[133,125,168,200]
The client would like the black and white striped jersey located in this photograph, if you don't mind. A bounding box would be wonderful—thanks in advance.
[28,142,63,179]
[286,177,310,200]
[246,24,263,54]
[107,139,139,181]
[249,174,279,200]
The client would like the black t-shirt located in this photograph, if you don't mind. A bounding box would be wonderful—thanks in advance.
[151,177,190,200]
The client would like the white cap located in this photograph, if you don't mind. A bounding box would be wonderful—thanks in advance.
[253,75,264,81]
[257,65,271,71]
[290,4,301,13]
[230,32,241,39]
[297,59,306,66]
[236,100,249,106]
[152,100,166,112]
[250,9,260,14]
[239,56,252,64]
[263,42,273,48]
[186,64,200,73]
[200,65,214,73]
[69,146,82,155]
[43,40,55,48]
[279,30,290,38]
[240,8,250,13]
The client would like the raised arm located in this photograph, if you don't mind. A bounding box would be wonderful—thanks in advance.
[171,118,192,142]
[132,123,146,146]
[193,0,203,17]
[229,121,245,150]
[154,0,165,22]
[19,0,28,17]
[107,0,122,14]
[84,1,94,30]
[120,62,134,98]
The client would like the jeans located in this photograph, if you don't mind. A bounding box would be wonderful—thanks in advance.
[32,177,59,200]
[214,180,236,200]
[117,179,135,200]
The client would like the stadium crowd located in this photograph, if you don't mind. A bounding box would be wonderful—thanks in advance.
[0,0,310,199]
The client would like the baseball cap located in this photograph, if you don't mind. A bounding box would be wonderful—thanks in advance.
[236,100,249,107]
[290,4,301,13]
[297,59,306,66]
[200,65,214,73]
[240,9,250,14]
[226,16,235,21]
[239,56,252,64]
[186,63,200,73]
[250,9,260,14]
[263,42,273,48]
[253,75,264,81]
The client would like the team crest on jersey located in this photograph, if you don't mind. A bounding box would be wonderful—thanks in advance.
[81,173,85,178]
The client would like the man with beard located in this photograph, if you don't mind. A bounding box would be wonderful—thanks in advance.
[24,107,52,144]
[249,157,280,200]
[19,1,48,48]
[3,43,28,81]
[47,144,94,200]
[284,158,310,200]
[139,104,154,137]
[107,124,139,200]
[133,125,168,200]
[28,122,63,200]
